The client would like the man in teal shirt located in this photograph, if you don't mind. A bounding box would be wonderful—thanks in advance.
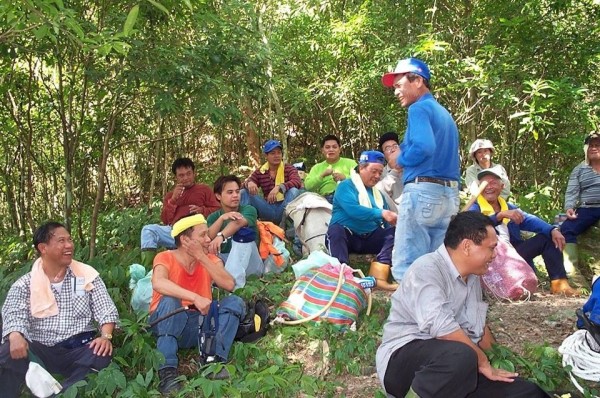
[207,175,263,289]
[325,151,398,290]
[304,135,357,203]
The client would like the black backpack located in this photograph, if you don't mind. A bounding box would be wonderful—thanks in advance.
[235,300,270,343]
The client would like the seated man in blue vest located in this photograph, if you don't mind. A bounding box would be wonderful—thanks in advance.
[325,150,398,290]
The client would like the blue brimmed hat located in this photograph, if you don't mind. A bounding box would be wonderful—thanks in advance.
[359,150,385,165]
[263,139,283,154]
[382,58,431,87]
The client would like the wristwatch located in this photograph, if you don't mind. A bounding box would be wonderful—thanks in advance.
[101,333,113,341]
[217,232,226,241]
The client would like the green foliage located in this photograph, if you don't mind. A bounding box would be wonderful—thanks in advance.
[487,343,590,395]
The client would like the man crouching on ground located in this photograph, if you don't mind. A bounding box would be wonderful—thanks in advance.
[376,212,549,398]
[0,221,119,397]
[149,214,245,395]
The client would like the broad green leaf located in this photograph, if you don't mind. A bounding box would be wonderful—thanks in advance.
[123,5,139,37]
[146,0,169,16]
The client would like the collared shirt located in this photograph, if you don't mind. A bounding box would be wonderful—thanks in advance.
[246,164,303,199]
[2,267,119,346]
[376,245,487,386]
[565,162,600,210]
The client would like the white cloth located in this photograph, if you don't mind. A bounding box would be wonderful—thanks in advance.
[350,170,383,209]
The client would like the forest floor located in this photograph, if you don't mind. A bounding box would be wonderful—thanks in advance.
[316,288,586,397]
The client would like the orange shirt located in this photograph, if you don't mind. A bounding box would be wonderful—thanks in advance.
[149,250,216,313]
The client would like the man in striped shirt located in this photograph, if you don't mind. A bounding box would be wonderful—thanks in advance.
[561,132,600,270]
[240,140,302,225]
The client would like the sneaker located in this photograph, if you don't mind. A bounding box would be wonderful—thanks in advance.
[206,366,230,380]
[158,367,182,395]
[199,356,231,380]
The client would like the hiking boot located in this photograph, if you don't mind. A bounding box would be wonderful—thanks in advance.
[550,278,578,297]
[158,367,182,395]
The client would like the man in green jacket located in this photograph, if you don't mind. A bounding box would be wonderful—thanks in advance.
[304,135,357,203]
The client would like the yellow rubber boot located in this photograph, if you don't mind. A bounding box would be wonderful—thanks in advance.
[550,278,578,297]
[368,262,399,291]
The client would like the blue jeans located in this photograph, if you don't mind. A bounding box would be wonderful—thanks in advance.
[219,241,264,290]
[560,207,600,243]
[514,234,567,280]
[140,224,175,250]
[240,187,301,225]
[149,295,246,369]
[392,182,459,282]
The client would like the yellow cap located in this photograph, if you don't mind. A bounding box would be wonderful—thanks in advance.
[171,214,207,238]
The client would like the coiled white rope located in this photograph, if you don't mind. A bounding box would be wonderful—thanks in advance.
[558,329,600,396]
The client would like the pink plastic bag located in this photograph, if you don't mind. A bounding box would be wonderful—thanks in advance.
[481,239,538,300]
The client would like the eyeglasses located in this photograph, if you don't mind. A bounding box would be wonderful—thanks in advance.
[383,143,399,154]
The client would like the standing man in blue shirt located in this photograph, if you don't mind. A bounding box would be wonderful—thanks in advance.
[382,58,460,282]
[325,151,398,290]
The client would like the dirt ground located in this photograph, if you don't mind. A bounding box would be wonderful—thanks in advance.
[332,288,587,398]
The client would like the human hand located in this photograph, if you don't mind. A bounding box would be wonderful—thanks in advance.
[222,212,243,221]
[382,210,398,226]
[208,235,224,254]
[247,181,259,196]
[189,205,203,215]
[479,361,518,383]
[551,228,566,251]
[89,337,113,357]
[171,184,185,204]
[267,187,280,204]
[332,172,346,182]
[193,295,212,315]
[566,208,578,220]
[497,209,524,224]
[182,237,207,261]
[321,168,334,178]
[9,332,28,359]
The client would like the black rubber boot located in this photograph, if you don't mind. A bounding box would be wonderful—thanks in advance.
[158,367,182,395]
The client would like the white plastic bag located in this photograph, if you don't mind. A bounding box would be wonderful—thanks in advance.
[26,361,62,397]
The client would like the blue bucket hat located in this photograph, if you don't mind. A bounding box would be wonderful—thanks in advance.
[382,57,431,87]
[263,139,283,154]
[359,150,385,165]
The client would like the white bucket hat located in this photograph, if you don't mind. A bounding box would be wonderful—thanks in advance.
[469,139,495,160]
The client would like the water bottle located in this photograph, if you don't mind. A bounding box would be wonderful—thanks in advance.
[356,276,376,289]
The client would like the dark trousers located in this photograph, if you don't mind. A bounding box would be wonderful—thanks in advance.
[384,339,549,398]
[560,207,600,243]
[0,338,112,397]
[514,234,566,280]
[325,224,394,265]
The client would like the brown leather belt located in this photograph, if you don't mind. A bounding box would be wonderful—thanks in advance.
[406,176,459,188]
